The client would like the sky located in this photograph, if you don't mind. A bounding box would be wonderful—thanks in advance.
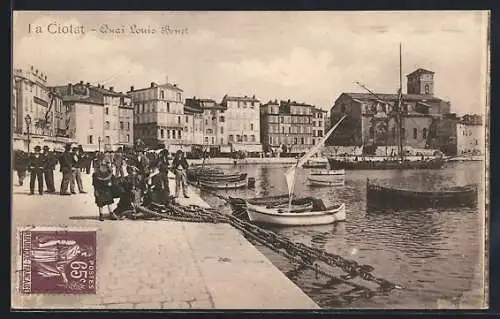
[13,11,489,115]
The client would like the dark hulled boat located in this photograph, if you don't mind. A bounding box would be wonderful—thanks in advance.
[366,179,478,210]
[328,157,445,170]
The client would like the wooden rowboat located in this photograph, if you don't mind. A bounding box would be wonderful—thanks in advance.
[302,161,327,169]
[246,201,346,226]
[197,179,248,190]
[366,179,478,210]
[197,173,247,183]
[307,169,345,187]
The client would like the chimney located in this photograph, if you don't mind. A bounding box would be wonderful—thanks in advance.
[109,86,114,92]
[80,81,84,85]
[151,82,156,88]
[130,86,134,92]
[287,99,291,103]
[68,83,73,95]
[86,82,90,87]
[252,95,255,99]
[173,84,177,88]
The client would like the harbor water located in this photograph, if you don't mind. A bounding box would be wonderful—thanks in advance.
[199,161,486,309]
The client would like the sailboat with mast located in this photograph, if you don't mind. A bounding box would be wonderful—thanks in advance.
[239,115,348,226]
[327,44,445,170]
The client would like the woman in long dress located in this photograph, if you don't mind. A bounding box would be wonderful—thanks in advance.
[92,161,116,221]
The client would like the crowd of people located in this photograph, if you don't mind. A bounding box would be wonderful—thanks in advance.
[14,143,191,221]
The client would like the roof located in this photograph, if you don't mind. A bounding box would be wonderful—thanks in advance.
[128,82,183,93]
[185,98,225,111]
[407,68,435,77]
[222,95,260,103]
[280,100,315,107]
[339,92,444,103]
[89,85,127,97]
[62,95,104,105]
[312,107,327,113]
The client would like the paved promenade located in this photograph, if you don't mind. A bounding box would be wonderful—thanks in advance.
[11,170,319,309]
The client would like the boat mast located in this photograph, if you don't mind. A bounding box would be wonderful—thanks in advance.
[398,43,404,161]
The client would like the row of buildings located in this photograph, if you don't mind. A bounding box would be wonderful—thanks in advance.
[327,68,484,156]
[12,65,483,156]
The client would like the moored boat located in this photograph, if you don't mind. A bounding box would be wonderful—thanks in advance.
[246,200,346,226]
[366,179,478,210]
[197,173,248,182]
[307,169,345,187]
[197,179,248,190]
[302,160,327,169]
[328,157,445,170]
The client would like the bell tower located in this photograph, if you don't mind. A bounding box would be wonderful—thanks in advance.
[406,68,434,96]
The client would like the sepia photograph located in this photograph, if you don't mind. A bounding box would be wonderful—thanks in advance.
[11,11,489,310]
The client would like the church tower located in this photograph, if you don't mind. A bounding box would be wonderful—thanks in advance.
[406,68,435,96]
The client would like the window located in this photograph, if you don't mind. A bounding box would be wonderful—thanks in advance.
[312,139,315,145]
[220,126,224,134]
[294,137,298,144]
[237,135,241,142]
[269,136,273,144]
[186,116,189,123]
[280,116,284,123]
[178,116,181,124]
[422,128,427,139]
[89,119,93,129]
[318,131,323,137]
[211,137,215,144]
[205,136,209,144]
[251,101,255,107]
[229,135,234,142]
[88,135,93,144]
[282,127,285,133]
[205,119,208,125]
[160,90,164,99]
[120,121,124,130]
[220,116,225,122]
[369,127,374,139]
[413,128,418,139]
[167,102,170,113]
[161,129,164,139]
[141,104,145,113]
[243,135,248,142]
[172,130,176,139]
[288,127,291,134]
[151,104,155,112]
[176,93,181,101]
[250,123,254,130]
[105,121,110,130]
[319,121,322,127]
[167,130,171,139]
[220,138,224,145]
[178,130,182,139]
[251,135,256,142]
[126,134,130,143]
[425,84,430,94]
[105,107,109,115]
[127,122,130,131]
[105,136,110,144]
[301,138,305,144]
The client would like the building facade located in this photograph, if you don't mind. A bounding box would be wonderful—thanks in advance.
[118,95,134,149]
[13,66,72,152]
[260,99,315,154]
[51,82,131,151]
[184,97,205,146]
[328,68,451,150]
[456,114,483,155]
[221,95,262,152]
[312,107,327,146]
[129,82,186,149]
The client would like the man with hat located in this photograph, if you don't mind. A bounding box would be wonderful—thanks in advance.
[28,145,45,195]
[59,143,74,195]
[158,146,171,198]
[42,145,57,193]
[70,146,86,194]
[171,149,189,198]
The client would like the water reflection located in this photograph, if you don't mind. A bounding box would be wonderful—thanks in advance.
[200,161,484,308]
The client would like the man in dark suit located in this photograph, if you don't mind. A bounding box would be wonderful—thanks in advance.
[28,146,45,195]
[59,143,74,195]
[42,145,57,193]
[70,146,86,194]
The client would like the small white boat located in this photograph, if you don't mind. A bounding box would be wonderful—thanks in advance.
[197,179,247,190]
[246,201,346,226]
[307,169,345,187]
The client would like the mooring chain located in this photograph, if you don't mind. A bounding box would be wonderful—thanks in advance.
[136,202,401,295]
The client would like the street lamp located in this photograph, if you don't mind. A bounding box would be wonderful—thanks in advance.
[25,115,32,153]
[98,136,102,152]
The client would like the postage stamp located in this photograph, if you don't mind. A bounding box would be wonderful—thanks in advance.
[19,227,96,294]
